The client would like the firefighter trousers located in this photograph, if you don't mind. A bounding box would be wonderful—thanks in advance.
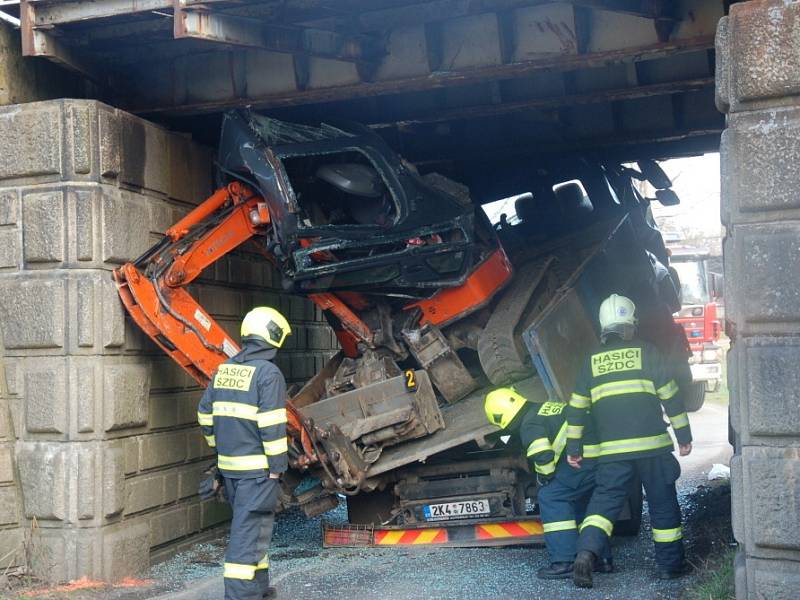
[577,453,685,571]
[222,476,279,600]
[539,473,611,563]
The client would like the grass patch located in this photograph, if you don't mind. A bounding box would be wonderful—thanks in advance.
[683,547,736,600]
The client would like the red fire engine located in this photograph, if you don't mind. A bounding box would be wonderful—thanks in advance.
[668,243,723,411]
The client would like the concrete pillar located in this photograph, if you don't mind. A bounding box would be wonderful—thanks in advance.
[0,99,338,582]
[717,2,800,598]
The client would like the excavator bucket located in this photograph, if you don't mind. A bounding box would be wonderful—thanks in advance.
[113,263,237,386]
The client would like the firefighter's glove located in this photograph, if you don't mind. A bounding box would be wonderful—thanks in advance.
[536,472,554,487]
[198,465,227,503]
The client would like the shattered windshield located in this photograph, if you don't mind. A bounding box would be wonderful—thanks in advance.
[247,113,354,145]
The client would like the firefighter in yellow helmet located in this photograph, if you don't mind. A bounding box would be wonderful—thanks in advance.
[567,294,692,588]
[485,388,612,580]
[197,306,291,600]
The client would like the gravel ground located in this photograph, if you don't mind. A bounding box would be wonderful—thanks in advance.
[146,402,732,600]
[1,403,730,600]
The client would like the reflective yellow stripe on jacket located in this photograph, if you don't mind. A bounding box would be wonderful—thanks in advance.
[669,412,690,430]
[197,412,213,426]
[536,461,556,475]
[217,454,268,471]
[551,421,568,463]
[657,379,679,401]
[566,425,583,439]
[590,379,656,403]
[258,408,287,428]
[213,401,258,420]
[598,433,673,457]
[583,444,601,458]
[263,438,288,456]
[527,438,552,457]
[570,393,590,409]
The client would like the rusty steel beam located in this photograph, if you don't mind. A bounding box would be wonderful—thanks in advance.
[20,0,100,79]
[369,77,715,129]
[29,0,172,25]
[173,1,380,61]
[134,34,714,115]
[303,0,660,33]
[24,0,664,30]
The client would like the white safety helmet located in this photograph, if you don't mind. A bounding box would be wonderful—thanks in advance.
[598,294,637,343]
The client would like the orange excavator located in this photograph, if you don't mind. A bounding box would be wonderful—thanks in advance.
[114,110,523,507]
[115,109,684,538]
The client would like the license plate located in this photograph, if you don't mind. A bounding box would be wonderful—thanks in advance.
[423,499,490,521]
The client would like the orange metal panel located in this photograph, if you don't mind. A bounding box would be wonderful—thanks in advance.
[404,248,513,327]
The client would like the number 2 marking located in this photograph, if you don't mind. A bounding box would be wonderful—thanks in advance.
[405,369,417,391]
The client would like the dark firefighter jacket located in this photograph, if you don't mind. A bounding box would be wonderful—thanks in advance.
[565,337,692,462]
[519,401,600,486]
[197,338,288,478]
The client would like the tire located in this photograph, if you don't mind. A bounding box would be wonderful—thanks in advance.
[684,382,706,412]
[477,257,552,385]
[614,477,643,537]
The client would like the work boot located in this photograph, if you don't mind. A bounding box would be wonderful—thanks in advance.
[573,550,595,588]
[657,563,691,580]
[536,562,573,580]
[263,586,277,598]
[594,557,614,574]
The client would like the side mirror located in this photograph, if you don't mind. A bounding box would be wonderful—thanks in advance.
[710,272,724,299]
[638,159,672,189]
[655,189,680,206]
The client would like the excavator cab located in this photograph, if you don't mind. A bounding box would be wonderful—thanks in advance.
[217,110,501,295]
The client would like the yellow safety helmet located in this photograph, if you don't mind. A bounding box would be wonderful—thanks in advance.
[598,294,637,342]
[241,306,292,348]
[484,387,528,430]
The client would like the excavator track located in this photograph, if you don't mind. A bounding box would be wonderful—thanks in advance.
[477,256,555,386]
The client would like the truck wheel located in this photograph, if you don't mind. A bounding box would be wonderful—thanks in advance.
[684,382,706,413]
[614,478,643,537]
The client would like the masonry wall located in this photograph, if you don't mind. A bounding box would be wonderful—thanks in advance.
[0,99,337,582]
[717,2,800,598]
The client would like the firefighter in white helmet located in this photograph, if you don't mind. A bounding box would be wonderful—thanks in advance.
[197,306,291,600]
[566,294,693,588]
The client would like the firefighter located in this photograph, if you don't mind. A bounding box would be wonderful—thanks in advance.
[484,389,612,579]
[566,294,692,589]
[197,307,292,600]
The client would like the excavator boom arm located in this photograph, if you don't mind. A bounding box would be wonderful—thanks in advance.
[113,183,317,463]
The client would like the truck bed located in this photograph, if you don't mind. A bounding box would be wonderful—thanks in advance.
[366,376,548,477]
